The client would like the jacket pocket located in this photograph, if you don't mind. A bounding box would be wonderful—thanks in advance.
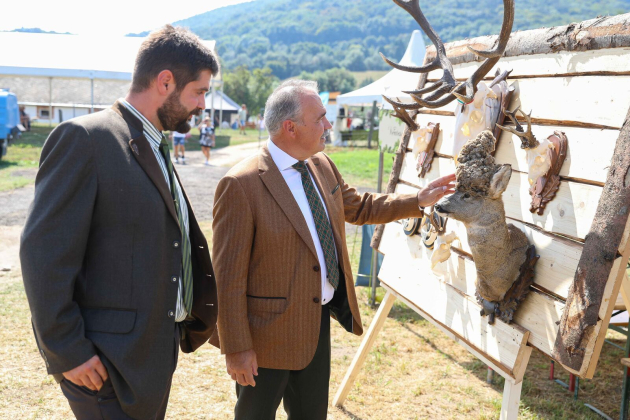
[80,307,137,334]
[246,296,288,314]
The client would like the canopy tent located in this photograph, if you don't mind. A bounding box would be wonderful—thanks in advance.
[336,30,426,107]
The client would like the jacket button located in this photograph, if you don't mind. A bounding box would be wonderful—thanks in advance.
[173,241,180,249]
[168,310,175,318]
[313,266,320,272]
[171,276,178,283]
[313,297,320,303]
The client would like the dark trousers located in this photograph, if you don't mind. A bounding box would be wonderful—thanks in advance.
[234,304,331,420]
[60,324,181,420]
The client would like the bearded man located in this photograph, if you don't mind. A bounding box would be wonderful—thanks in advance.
[20,25,219,420]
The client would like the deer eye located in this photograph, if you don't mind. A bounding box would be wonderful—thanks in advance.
[463,193,471,199]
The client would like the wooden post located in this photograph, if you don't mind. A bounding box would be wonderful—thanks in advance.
[333,291,396,407]
[501,379,523,420]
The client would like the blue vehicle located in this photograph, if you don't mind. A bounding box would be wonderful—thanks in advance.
[0,89,21,160]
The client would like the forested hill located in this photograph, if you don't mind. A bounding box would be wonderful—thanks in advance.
[132,0,629,79]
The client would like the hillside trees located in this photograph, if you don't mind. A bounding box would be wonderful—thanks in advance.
[223,66,279,114]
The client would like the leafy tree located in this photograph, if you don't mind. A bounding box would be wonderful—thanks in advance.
[299,68,356,93]
[223,66,279,114]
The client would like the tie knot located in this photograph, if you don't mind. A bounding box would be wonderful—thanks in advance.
[292,161,308,174]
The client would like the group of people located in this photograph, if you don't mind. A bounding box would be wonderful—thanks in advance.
[170,116,215,166]
[19,25,455,420]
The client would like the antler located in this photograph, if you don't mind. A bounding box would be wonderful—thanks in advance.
[381,0,514,114]
[496,107,540,149]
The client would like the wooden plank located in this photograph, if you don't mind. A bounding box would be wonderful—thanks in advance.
[399,153,602,241]
[619,273,630,311]
[378,253,529,378]
[500,378,526,420]
[333,291,396,407]
[403,75,630,129]
[378,222,565,358]
[426,48,630,81]
[553,105,630,377]
[411,112,619,185]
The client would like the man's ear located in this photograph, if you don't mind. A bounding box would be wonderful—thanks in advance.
[282,120,296,137]
[156,70,175,96]
[489,165,512,199]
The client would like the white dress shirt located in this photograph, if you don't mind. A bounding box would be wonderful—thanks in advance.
[267,139,336,305]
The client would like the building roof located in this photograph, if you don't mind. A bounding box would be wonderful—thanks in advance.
[0,32,216,81]
[205,90,240,112]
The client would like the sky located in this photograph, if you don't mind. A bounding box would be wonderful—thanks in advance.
[0,0,252,37]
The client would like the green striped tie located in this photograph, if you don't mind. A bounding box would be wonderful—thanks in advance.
[159,137,193,314]
[293,161,339,289]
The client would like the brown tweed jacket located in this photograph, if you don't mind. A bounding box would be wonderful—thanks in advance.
[211,145,422,370]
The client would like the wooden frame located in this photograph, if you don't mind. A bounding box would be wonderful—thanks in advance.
[341,13,630,419]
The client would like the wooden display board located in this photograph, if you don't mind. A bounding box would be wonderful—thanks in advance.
[335,14,630,419]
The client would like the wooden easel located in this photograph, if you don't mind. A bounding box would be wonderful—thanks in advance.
[335,14,630,419]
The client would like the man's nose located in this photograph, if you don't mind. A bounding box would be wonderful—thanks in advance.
[199,95,206,110]
[324,117,332,129]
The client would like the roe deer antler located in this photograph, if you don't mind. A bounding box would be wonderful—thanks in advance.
[496,107,540,149]
[381,0,514,114]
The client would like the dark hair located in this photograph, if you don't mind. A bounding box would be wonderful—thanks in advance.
[130,25,220,94]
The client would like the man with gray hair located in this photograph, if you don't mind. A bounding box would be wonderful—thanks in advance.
[212,79,455,419]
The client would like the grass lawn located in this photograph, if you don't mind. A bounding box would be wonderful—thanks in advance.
[0,124,51,191]
[326,146,395,189]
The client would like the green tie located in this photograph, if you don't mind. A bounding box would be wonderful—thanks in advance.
[159,137,193,314]
[292,161,340,290]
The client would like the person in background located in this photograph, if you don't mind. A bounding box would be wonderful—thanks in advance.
[199,116,215,165]
[19,24,220,420]
[170,130,187,163]
[238,103,248,135]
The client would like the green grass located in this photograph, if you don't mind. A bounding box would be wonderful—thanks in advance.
[0,124,53,191]
[166,127,266,151]
[325,146,394,189]
[351,70,389,86]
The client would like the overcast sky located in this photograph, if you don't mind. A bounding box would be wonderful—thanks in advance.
[1,0,252,37]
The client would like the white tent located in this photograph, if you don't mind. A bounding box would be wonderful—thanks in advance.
[336,30,426,106]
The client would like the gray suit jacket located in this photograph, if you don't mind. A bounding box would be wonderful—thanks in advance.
[20,101,218,419]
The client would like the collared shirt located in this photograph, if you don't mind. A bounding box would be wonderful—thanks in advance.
[120,99,190,322]
[267,139,335,305]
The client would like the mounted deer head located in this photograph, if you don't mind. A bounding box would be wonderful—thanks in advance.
[434,131,531,319]
[381,0,515,129]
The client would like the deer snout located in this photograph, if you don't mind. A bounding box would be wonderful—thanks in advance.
[434,203,448,215]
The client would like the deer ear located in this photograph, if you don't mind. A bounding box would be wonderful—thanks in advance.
[489,165,511,199]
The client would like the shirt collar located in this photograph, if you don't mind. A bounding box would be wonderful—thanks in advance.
[119,98,163,143]
[267,139,308,172]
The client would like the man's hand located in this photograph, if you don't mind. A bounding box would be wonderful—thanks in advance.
[417,173,456,208]
[62,355,108,391]
[226,349,258,387]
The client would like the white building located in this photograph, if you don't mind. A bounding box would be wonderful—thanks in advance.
[0,32,217,124]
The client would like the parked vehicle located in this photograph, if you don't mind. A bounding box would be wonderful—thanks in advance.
[0,89,21,160]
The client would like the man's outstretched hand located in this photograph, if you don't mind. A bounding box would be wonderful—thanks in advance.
[417,173,456,208]
[226,349,258,387]
[62,354,108,391]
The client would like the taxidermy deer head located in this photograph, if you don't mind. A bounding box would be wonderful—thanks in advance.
[380,0,514,130]
[434,131,533,322]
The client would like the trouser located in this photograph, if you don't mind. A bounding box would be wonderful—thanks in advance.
[234,304,331,420]
[60,324,181,420]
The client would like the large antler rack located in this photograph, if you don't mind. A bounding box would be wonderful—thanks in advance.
[381,0,515,127]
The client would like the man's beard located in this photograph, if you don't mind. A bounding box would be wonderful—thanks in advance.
[157,91,201,133]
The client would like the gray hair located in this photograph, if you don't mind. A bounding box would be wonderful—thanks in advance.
[264,79,319,136]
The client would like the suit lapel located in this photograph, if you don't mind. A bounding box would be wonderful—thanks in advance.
[259,146,319,261]
[128,135,179,225]
[111,101,179,226]
[307,156,345,259]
